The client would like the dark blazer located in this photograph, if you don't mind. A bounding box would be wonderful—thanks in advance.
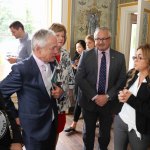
[75,48,126,112]
[0,56,58,141]
[116,70,150,134]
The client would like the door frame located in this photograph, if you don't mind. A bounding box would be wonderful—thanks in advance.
[116,2,137,69]
[116,0,150,69]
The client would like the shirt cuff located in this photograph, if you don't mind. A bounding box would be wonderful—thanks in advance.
[92,95,98,101]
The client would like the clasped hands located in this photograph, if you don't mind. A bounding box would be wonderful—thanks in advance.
[118,89,132,103]
[94,95,108,107]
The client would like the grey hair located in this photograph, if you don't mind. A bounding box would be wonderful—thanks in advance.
[94,27,112,39]
[32,29,55,51]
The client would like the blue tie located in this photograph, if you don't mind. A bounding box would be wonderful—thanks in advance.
[98,52,106,94]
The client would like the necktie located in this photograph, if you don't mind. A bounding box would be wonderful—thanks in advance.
[42,64,52,95]
[42,64,55,120]
[98,52,106,94]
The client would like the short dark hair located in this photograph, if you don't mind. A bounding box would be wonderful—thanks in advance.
[76,40,86,50]
[9,21,24,31]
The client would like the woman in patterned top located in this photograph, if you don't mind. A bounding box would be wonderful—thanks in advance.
[49,23,75,149]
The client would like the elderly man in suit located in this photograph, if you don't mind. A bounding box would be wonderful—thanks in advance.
[75,27,126,150]
[0,29,63,150]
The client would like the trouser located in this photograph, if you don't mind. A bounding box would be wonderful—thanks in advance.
[73,101,81,122]
[82,106,113,150]
[114,115,150,150]
[23,120,57,150]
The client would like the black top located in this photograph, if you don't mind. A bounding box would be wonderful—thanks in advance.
[115,69,150,134]
[72,51,80,62]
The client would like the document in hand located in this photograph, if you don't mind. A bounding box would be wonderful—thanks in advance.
[51,67,57,89]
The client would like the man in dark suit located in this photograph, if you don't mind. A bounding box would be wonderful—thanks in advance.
[75,27,126,150]
[0,29,63,150]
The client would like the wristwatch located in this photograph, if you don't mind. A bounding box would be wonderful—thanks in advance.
[106,94,111,101]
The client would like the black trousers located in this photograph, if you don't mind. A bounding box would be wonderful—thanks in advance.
[73,101,81,122]
[82,105,113,150]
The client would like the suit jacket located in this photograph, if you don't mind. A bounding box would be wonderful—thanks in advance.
[0,56,58,140]
[116,70,150,134]
[75,48,126,112]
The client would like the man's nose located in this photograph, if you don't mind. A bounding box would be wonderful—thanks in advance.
[99,40,103,44]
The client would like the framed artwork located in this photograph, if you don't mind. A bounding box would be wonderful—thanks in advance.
[70,0,115,57]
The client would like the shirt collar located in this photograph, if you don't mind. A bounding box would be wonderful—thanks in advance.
[33,53,46,68]
[19,33,28,42]
[97,47,110,55]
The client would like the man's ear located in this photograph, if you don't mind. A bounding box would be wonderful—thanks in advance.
[18,27,23,33]
[34,45,42,56]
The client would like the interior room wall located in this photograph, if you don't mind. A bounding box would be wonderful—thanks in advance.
[70,0,112,58]
[69,0,138,58]
[119,0,138,4]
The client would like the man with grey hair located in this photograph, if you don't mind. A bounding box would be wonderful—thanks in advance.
[0,29,63,150]
[76,27,126,150]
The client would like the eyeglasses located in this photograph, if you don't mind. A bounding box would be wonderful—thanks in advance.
[94,37,110,42]
[132,56,146,60]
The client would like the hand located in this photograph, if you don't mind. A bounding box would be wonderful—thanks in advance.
[74,59,79,66]
[72,64,77,69]
[10,143,23,150]
[7,57,17,64]
[118,89,132,103]
[51,84,64,99]
[95,95,108,107]
[15,118,21,126]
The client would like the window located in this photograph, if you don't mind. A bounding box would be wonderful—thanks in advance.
[52,0,62,23]
[0,0,52,80]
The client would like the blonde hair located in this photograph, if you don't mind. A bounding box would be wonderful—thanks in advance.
[126,44,150,87]
[49,23,67,44]
[138,44,150,78]
[85,34,94,42]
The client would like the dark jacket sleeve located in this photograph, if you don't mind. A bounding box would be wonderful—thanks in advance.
[6,110,23,144]
[0,90,18,118]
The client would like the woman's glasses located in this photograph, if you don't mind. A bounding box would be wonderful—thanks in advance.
[132,56,146,61]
